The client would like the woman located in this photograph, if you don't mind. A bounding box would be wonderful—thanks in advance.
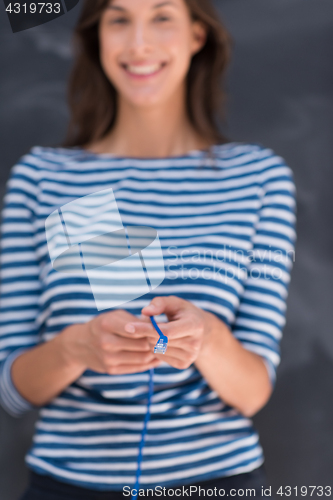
[0,0,296,499]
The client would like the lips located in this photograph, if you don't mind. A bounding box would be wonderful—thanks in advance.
[121,62,166,77]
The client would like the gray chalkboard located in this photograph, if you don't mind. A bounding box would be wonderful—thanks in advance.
[0,0,332,498]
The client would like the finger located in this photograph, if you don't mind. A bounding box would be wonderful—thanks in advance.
[108,360,162,375]
[152,345,189,360]
[124,321,160,340]
[100,310,144,336]
[154,351,194,371]
[101,334,151,352]
[138,315,152,324]
[127,317,194,340]
[106,350,159,366]
[141,296,188,320]
[153,336,196,350]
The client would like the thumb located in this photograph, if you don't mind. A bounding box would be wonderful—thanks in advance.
[142,296,186,320]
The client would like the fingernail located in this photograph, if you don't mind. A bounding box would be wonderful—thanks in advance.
[144,304,157,313]
[125,324,135,333]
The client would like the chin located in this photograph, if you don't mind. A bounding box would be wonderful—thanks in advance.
[123,92,169,109]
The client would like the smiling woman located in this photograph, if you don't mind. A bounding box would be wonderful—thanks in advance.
[63,0,231,154]
[0,0,296,499]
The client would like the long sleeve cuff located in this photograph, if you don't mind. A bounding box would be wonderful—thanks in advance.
[262,358,277,389]
[0,349,36,417]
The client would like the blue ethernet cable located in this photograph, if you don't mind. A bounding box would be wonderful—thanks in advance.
[151,316,168,354]
[132,366,154,500]
[132,316,168,500]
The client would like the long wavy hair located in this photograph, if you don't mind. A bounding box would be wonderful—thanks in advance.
[63,0,232,148]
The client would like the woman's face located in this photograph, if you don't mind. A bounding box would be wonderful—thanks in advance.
[99,0,207,108]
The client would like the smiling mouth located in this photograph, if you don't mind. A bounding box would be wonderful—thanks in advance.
[122,62,167,77]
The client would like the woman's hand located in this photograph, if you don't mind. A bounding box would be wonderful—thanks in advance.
[124,296,272,416]
[60,309,162,375]
[123,296,216,370]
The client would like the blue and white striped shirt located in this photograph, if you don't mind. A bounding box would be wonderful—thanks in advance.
[0,143,296,490]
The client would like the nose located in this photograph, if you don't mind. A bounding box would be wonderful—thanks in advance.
[127,20,152,56]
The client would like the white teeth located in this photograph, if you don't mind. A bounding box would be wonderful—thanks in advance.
[126,64,162,75]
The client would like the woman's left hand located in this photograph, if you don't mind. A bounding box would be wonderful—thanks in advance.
[124,296,216,369]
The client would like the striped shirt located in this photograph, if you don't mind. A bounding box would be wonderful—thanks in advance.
[0,143,297,491]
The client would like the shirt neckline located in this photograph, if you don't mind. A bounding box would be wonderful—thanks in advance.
[70,144,227,162]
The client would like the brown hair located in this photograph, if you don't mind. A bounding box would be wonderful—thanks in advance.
[63,0,232,148]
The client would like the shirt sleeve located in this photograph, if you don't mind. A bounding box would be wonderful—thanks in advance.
[230,152,297,387]
[0,156,42,417]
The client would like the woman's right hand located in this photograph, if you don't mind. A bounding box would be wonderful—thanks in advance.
[60,310,161,376]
